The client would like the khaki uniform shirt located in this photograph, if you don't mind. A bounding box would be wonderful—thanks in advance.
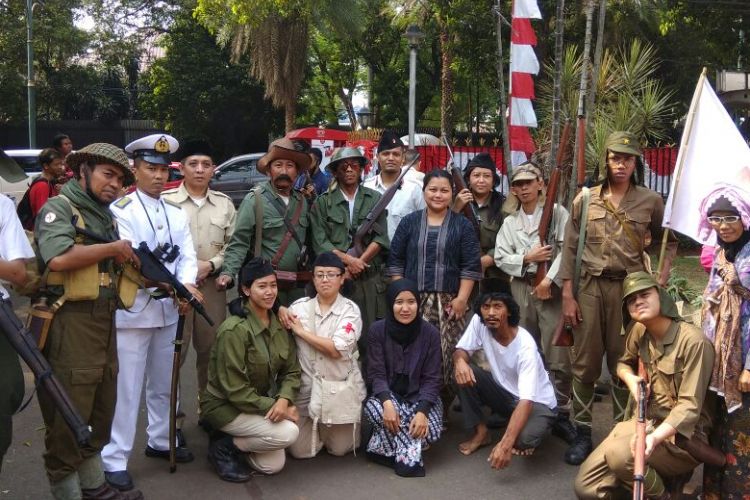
[559,185,676,280]
[618,320,714,438]
[288,294,364,416]
[311,186,389,265]
[495,204,569,285]
[221,181,310,277]
[201,309,301,429]
[162,183,236,272]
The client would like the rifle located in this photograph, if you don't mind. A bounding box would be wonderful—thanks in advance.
[633,377,648,500]
[576,110,587,190]
[169,314,186,473]
[535,120,572,288]
[0,299,91,447]
[444,139,482,236]
[348,151,421,257]
[72,225,214,327]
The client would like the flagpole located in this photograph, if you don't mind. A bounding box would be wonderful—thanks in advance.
[656,67,708,277]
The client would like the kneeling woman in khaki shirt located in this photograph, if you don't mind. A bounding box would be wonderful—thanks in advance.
[201,258,302,482]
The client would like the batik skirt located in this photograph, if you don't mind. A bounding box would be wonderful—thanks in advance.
[364,394,443,477]
[703,392,750,499]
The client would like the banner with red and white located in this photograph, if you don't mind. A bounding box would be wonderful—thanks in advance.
[508,0,541,167]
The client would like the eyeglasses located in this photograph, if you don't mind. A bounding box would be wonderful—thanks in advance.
[339,161,361,170]
[314,272,343,281]
[707,215,741,225]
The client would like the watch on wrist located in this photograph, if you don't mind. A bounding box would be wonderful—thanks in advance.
[208,261,216,274]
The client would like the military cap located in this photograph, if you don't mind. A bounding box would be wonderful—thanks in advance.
[510,161,543,183]
[605,131,642,157]
[377,130,404,153]
[621,271,681,322]
[66,143,135,186]
[257,137,312,175]
[125,133,179,166]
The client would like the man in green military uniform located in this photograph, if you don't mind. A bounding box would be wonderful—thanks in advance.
[310,147,389,347]
[34,143,143,499]
[559,131,677,465]
[217,138,312,306]
[575,272,714,499]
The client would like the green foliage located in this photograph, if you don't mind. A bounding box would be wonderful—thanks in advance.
[140,7,280,159]
[665,268,702,309]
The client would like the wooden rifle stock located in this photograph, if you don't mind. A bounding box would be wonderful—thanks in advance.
[633,379,648,500]
[349,151,421,257]
[535,121,572,288]
[443,139,481,236]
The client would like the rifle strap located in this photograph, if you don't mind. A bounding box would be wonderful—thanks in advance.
[262,190,306,252]
[270,195,305,268]
[253,187,263,258]
[573,188,591,293]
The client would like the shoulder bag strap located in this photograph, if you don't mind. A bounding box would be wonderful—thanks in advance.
[269,197,305,268]
[573,188,590,293]
[602,198,643,252]
[253,187,263,258]
[262,190,306,251]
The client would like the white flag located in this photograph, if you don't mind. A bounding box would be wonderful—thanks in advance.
[510,97,538,127]
[513,0,541,19]
[509,44,539,75]
[663,76,750,242]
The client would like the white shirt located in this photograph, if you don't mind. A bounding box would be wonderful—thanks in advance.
[0,195,34,299]
[111,189,198,328]
[456,315,557,410]
[362,174,425,240]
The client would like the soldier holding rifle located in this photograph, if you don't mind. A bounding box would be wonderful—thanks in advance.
[310,147,389,344]
[33,143,143,499]
[575,272,715,500]
[494,161,576,445]
[559,131,677,465]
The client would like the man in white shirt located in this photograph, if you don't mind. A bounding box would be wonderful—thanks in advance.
[102,134,201,493]
[362,131,424,240]
[453,290,556,469]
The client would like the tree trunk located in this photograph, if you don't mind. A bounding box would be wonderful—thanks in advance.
[547,0,566,180]
[585,0,606,134]
[285,102,296,133]
[339,88,358,130]
[568,1,595,205]
[494,0,512,174]
[439,25,454,142]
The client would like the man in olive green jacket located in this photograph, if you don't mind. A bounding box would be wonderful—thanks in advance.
[310,147,389,350]
[217,138,312,306]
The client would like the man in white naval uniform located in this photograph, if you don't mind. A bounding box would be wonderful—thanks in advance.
[102,134,200,493]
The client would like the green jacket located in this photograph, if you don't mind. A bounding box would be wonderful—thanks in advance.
[201,308,301,429]
[310,186,389,266]
[221,182,310,278]
[476,202,506,280]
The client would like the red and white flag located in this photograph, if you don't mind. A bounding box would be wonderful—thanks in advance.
[663,73,750,242]
[508,0,541,166]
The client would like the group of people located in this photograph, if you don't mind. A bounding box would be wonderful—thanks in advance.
[0,125,748,500]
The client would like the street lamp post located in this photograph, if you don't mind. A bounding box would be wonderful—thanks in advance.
[26,0,36,148]
[404,25,424,150]
[357,106,372,130]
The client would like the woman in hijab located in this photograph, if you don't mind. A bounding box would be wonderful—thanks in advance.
[364,279,443,477]
[698,186,750,498]
[200,258,301,482]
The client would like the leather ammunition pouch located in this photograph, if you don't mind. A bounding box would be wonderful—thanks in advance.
[117,263,142,309]
[26,303,54,350]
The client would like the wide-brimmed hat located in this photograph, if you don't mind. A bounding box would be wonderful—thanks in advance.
[327,147,367,174]
[66,143,135,186]
[257,138,312,175]
[0,150,29,183]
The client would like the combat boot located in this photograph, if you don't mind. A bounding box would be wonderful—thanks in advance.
[564,425,592,465]
[551,413,578,445]
[208,433,252,483]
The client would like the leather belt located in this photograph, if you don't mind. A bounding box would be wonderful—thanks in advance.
[275,270,313,290]
[523,273,537,286]
[598,269,627,280]
[46,272,112,287]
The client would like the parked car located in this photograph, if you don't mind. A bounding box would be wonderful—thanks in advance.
[2,149,42,204]
[210,153,267,207]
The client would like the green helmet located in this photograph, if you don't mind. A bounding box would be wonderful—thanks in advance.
[327,147,367,174]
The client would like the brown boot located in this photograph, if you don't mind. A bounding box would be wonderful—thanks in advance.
[81,482,144,500]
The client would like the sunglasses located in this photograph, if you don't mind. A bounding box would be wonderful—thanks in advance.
[707,215,741,225]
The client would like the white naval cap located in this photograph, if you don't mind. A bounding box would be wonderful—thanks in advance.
[125,133,179,165]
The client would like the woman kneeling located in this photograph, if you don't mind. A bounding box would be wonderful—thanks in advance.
[286,252,366,458]
[201,258,301,482]
[365,279,443,477]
